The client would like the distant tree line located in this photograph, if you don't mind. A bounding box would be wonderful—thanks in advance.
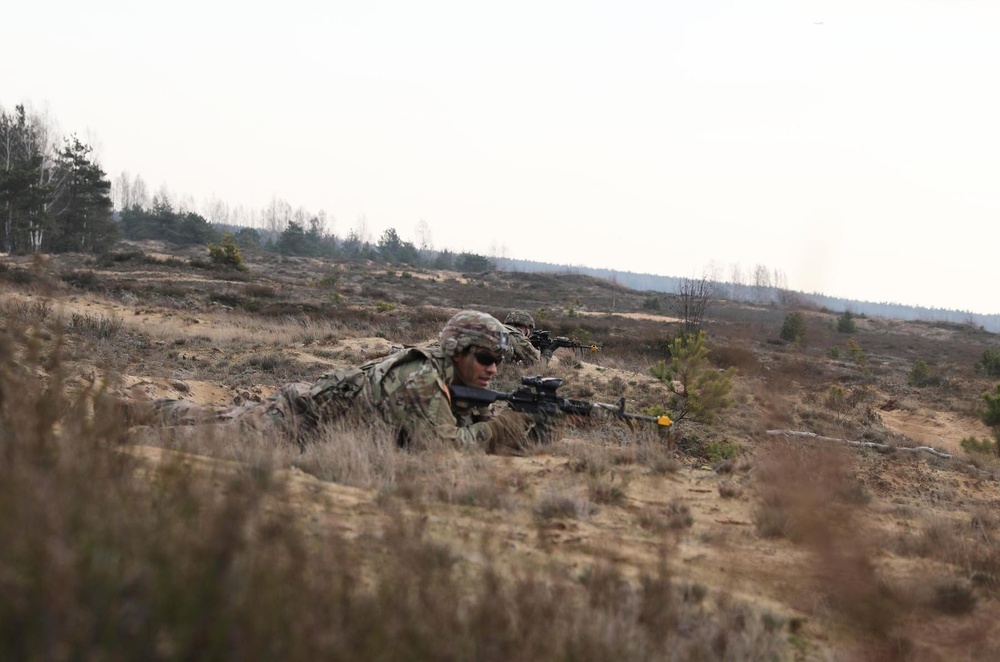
[2,102,497,273]
[497,257,1000,334]
[118,196,496,273]
[7,102,994,332]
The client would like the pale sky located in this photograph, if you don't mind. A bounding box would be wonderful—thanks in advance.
[4,1,999,315]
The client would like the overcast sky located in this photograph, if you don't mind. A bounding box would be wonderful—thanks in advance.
[4,0,998,315]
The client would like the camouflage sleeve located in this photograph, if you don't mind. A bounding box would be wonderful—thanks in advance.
[508,332,541,365]
[380,361,495,450]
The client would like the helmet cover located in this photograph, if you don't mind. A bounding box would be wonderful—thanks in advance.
[439,310,509,356]
[503,310,535,329]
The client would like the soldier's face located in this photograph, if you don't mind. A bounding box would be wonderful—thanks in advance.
[515,325,531,336]
[453,346,500,387]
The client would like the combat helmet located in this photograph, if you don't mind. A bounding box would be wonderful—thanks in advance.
[504,310,535,330]
[439,310,509,356]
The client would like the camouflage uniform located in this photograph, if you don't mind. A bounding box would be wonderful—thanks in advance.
[502,310,542,365]
[137,311,525,451]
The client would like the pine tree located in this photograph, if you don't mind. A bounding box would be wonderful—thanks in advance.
[47,136,117,253]
[650,331,735,424]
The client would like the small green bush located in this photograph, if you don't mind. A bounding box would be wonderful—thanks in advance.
[845,338,865,366]
[908,360,943,387]
[779,312,806,344]
[960,436,996,455]
[703,439,738,462]
[837,310,857,334]
[978,348,1000,378]
[207,233,247,271]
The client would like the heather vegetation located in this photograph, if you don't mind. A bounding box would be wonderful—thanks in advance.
[3,244,1000,659]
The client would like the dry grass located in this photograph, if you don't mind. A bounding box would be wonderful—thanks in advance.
[5,247,1000,659]
[0,311,792,662]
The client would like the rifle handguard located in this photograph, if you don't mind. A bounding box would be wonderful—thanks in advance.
[449,377,673,429]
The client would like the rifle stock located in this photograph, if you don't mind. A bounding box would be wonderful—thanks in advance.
[449,376,672,428]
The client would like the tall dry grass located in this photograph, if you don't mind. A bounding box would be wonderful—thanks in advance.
[0,308,790,661]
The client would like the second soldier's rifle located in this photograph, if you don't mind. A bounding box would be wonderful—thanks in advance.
[529,330,601,355]
[449,376,672,429]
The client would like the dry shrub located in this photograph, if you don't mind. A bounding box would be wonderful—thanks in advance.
[430,456,524,511]
[753,442,865,542]
[710,342,760,374]
[633,439,682,474]
[0,297,53,325]
[753,441,905,641]
[638,501,694,533]
[588,472,629,505]
[567,442,613,477]
[894,515,1000,593]
[241,283,276,298]
[931,580,978,615]
[296,414,400,490]
[66,311,124,340]
[718,480,742,499]
[0,315,794,661]
[534,489,592,521]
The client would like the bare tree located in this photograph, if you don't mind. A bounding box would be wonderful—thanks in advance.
[263,196,292,235]
[112,171,148,211]
[204,196,230,225]
[416,218,432,252]
[673,274,715,338]
[752,264,772,304]
[292,206,310,228]
[318,210,335,238]
[772,268,787,292]
[729,263,745,302]
[130,174,148,209]
[229,204,247,228]
[177,193,196,214]
[354,214,371,244]
[112,171,131,211]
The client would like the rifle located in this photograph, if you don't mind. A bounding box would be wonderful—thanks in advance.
[529,329,601,355]
[449,376,672,429]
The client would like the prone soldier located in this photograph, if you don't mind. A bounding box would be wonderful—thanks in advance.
[502,310,542,365]
[127,310,548,454]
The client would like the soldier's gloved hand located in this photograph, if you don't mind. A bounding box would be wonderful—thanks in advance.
[485,409,535,455]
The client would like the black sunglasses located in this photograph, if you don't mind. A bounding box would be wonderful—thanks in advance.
[473,350,503,367]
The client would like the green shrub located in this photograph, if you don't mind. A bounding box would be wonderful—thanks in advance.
[703,439,738,462]
[207,233,247,271]
[779,312,806,344]
[908,360,943,387]
[315,274,339,289]
[981,382,1000,456]
[845,338,865,366]
[978,348,1000,378]
[650,331,735,425]
[837,310,857,334]
[960,436,996,455]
